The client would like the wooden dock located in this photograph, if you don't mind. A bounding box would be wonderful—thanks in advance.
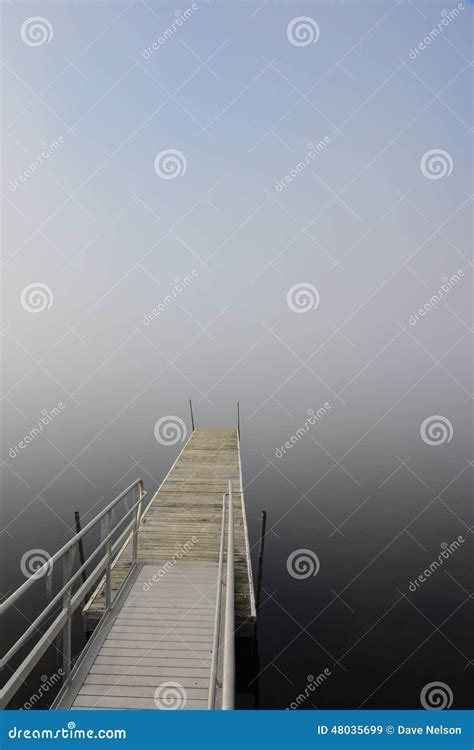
[57,428,255,709]
[65,561,219,709]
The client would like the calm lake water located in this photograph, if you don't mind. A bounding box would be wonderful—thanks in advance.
[2,413,472,710]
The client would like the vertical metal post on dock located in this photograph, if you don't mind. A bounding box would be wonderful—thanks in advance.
[256,510,266,611]
[237,402,240,439]
[104,510,112,611]
[62,548,72,679]
[132,484,142,564]
[74,511,87,588]
[189,398,195,431]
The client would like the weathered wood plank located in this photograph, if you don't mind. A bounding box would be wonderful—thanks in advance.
[99,648,211,659]
[78,686,209,699]
[93,649,211,669]
[90,664,210,677]
[72,429,255,710]
[83,430,254,630]
[73,696,208,709]
[82,675,210,688]
[106,631,213,643]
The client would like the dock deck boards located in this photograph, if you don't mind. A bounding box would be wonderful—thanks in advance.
[72,562,216,709]
[72,429,255,709]
[84,429,254,630]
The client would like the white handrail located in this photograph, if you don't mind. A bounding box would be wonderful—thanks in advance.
[0,478,146,708]
[208,479,236,710]
[0,479,145,615]
[222,479,235,709]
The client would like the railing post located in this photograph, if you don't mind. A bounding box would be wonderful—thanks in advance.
[256,510,267,611]
[132,483,142,565]
[189,398,195,431]
[74,511,87,589]
[222,479,235,709]
[236,402,240,439]
[104,509,112,611]
[0,476,147,709]
[62,548,72,679]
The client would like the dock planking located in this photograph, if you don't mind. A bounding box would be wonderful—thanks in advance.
[84,429,255,632]
[70,428,255,710]
[69,562,216,709]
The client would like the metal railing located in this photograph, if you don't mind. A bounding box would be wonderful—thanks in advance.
[0,478,146,709]
[208,479,236,710]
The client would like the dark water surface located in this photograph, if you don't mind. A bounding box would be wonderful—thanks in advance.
[2,412,472,710]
